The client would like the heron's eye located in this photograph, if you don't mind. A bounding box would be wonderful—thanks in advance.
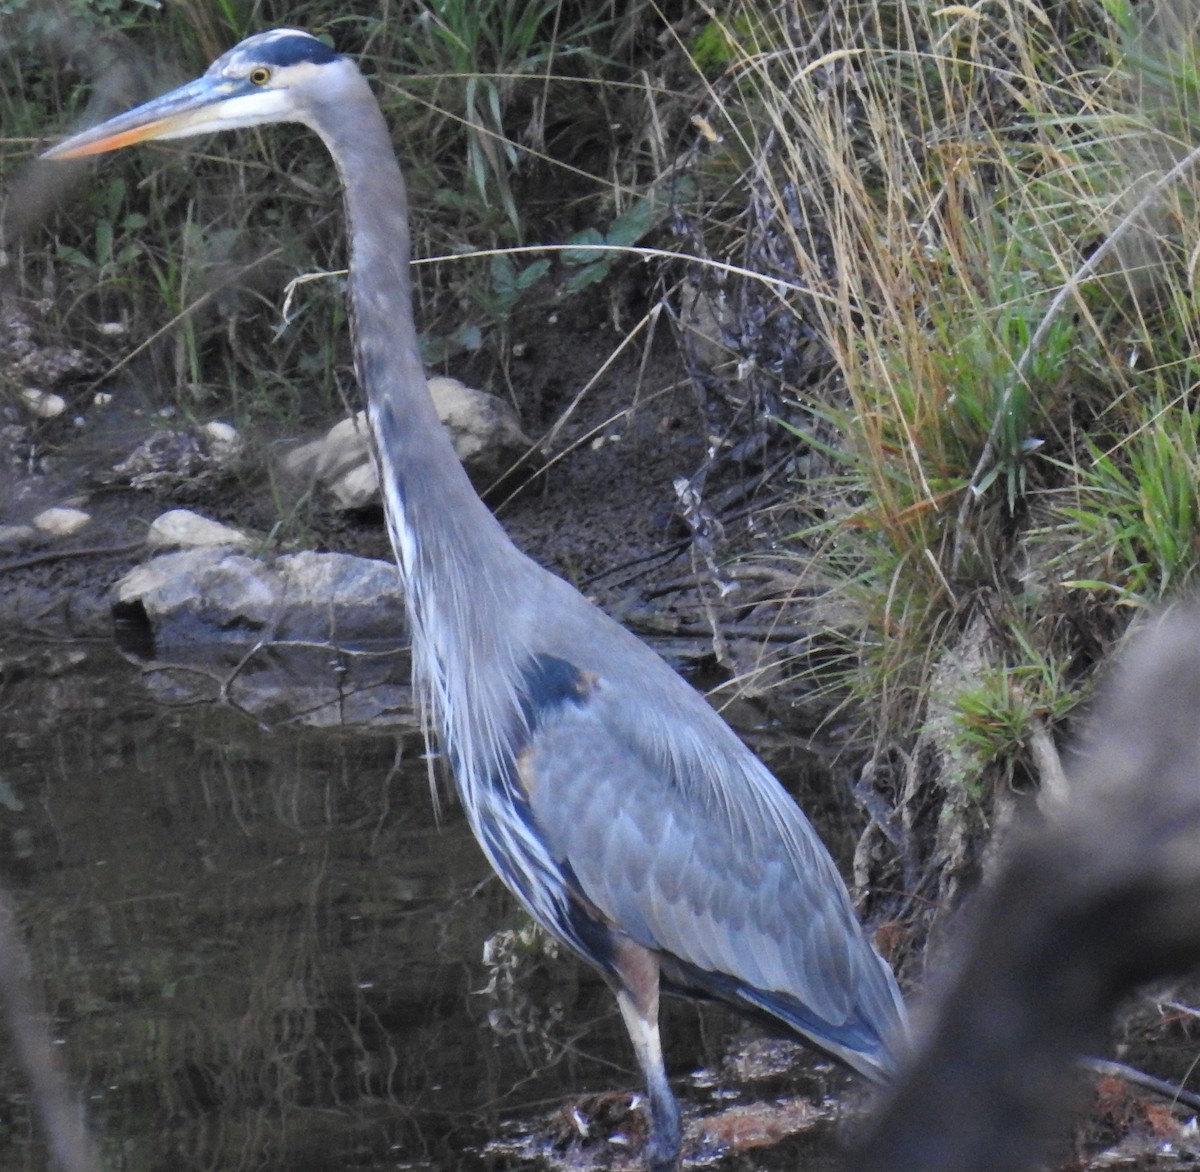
[249,66,271,86]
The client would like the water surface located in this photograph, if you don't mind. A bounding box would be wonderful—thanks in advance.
[0,638,848,1170]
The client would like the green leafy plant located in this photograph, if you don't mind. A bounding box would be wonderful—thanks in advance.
[409,0,605,229]
[948,626,1078,789]
[561,194,664,292]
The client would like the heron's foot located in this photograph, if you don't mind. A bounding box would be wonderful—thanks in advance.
[644,1083,682,1171]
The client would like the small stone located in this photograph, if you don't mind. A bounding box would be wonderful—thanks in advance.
[329,461,380,511]
[0,525,35,550]
[146,509,251,550]
[93,392,114,407]
[32,507,90,536]
[281,413,376,509]
[426,375,532,482]
[19,389,66,419]
[202,421,241,465]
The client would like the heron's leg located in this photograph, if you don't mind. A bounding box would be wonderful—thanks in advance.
[609,940,682,1172]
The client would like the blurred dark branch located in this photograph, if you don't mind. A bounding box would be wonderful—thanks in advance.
[850,602,1200,1172]
[0,887,102,1172]
[1,0,152,246]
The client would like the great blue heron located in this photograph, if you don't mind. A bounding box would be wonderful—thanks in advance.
[44,29,906,1169]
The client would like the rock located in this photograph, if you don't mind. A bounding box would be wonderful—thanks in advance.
[115,550,277,636]
[426,375,533,485]
[283,413,374,508]
[19,389,67,419]
[111,430,207,491]
[274,550,407,640]
[0,306,98,389]
[284,376,535,510]
[110,422,242,492]
[201,420,241,465]
[146,509,251,550]
[32,506,90,536]
[113,548,412,726]
[329,461,382,511]
[0,525,36,550]
[113,547,407,647]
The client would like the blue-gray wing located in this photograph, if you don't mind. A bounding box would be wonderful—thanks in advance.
[521,661,904,1072]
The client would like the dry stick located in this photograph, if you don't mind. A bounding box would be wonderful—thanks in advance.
[0,888,102,1172]
[1084,1057,1200,1115]
[951,140,1200,578]
[0,541,146,574]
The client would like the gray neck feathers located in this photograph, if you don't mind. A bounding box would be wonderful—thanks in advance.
[306,70,529,793]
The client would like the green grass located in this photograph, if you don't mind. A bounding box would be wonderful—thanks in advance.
[4,1,664,438]
[682,0,1199,696]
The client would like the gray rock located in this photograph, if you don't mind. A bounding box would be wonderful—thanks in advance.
[427,375,533,485]
[0,524,36,550]
[283,413,375,508]
[284,376,535,509]
[114,547,407,646]
[146,508,251,550]
[115,550,276,635]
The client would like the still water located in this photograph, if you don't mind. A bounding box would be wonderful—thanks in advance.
[0,637,848,1170]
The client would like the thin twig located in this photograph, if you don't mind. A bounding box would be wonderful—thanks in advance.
[0,541,145,574]
[1084,1057,1200,1115]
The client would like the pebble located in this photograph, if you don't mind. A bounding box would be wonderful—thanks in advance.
[19,389,66,419]
[201,420,241,465]
[146,508,251,550]
[32,507,90,536]
[0,525,35,550]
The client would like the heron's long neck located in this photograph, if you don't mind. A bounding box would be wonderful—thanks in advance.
[313,91,512,577]
[310,82,526,773]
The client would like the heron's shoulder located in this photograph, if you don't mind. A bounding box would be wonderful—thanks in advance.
[518,641,784,822]
[518,652,598,722]
[515,570,791,800]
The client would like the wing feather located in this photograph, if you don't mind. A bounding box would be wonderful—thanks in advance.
[523,664,901,1048]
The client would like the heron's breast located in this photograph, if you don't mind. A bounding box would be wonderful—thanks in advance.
[511,653,600,801]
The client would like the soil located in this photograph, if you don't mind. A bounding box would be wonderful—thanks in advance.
[0,291,732,643]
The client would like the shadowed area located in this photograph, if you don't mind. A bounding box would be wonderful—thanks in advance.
[0,641,854,1171]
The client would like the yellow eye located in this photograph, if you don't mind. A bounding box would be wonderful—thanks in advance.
[249,66,271,86]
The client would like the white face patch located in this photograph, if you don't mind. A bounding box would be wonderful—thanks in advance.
[249,60,329,90]
[152,87,300,138]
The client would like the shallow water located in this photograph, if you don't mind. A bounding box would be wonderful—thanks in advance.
[0,638,848,1171]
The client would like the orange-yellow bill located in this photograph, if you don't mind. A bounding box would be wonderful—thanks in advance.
[42,76,244,161]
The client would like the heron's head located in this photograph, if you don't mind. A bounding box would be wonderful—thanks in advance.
[43,29,357,160]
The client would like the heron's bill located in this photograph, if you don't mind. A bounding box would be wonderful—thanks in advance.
[43,119,179,159]
[41,77,251,161]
